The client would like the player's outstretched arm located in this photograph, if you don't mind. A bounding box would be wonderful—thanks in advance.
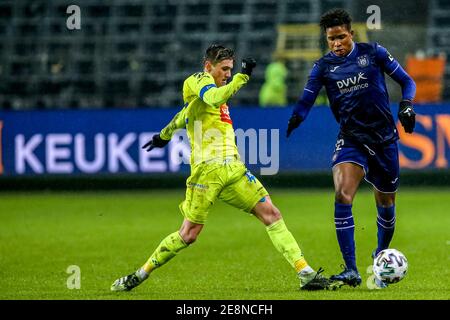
[375,43,417,134]
[286,63,323,138]
[199,58,256,108]
[142,106,188,152]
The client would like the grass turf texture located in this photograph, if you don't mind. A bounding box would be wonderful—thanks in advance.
[1,188,449,300]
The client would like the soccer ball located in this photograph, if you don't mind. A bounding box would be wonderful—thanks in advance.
[373,249,408,284]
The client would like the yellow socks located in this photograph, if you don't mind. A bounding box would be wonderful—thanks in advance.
[266,219,309,271]
[141,231,188,274]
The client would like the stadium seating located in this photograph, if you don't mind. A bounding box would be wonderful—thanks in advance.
[2,0,441,109]
[0,0,354,109]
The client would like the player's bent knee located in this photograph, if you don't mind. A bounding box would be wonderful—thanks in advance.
[263,205,282,225]
[375,193,396,207]
[180,231,199,245]
[335,190,354,204]
[271,206,282,221]
[252,201,281,226]
[179,221,203,244]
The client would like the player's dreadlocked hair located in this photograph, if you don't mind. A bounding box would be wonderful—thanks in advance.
[319,8,352,31]
[203,44,235,65]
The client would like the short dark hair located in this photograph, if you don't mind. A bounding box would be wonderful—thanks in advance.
[203,44,235,65]
[319,8,352,31]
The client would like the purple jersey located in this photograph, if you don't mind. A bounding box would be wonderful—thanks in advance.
[293,42,416,145]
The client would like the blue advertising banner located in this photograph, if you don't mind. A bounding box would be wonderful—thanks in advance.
[0,104,449,176]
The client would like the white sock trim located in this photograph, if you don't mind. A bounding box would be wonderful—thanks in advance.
[298,265,314,275]
[136,268,149,281]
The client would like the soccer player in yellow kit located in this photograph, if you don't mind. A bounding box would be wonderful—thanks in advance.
[111,45,335,292]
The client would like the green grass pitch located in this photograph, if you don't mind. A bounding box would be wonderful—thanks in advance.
[0,188,449,300]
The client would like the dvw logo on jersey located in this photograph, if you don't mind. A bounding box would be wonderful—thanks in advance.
[336,72,369,94]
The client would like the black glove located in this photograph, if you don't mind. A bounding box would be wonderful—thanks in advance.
[398,100,416,133]
[286,114,304,138]
[241,58,257,76]
[142,134,170,152]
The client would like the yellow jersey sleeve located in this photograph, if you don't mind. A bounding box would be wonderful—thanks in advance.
[187,72,249,108]
[159,105,188,140]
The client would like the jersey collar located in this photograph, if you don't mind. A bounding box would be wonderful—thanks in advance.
[346,42,357,58]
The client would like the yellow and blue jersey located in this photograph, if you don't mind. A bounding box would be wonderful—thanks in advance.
[160,71,249,166]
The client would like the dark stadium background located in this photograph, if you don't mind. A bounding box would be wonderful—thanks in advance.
[0,0,448,189]
[0,0,449,304]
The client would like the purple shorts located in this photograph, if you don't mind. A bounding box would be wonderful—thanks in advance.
[331,137,399,193]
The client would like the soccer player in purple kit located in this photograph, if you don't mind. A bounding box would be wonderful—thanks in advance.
[286,9,417,289]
